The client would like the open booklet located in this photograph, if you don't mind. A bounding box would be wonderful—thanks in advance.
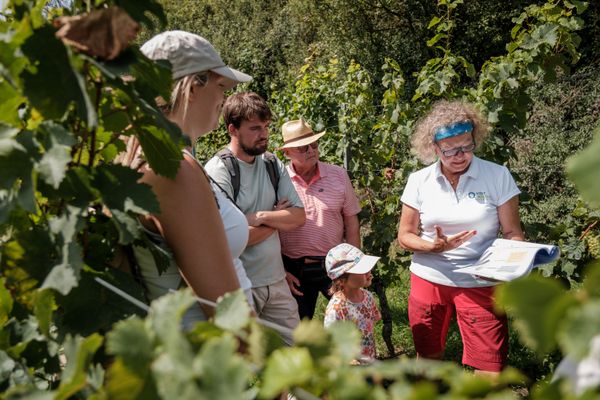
[454,238,560,282]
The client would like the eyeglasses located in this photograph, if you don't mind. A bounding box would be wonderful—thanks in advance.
[294,142,319,153]
[437,141,476,157]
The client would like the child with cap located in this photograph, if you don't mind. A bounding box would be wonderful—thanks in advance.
[324,243,382,362]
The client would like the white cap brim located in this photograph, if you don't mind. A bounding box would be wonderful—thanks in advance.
[211,65,253,83]
[346,255,380,274]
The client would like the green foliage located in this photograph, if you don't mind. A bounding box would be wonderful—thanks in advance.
[568,125,600,209]
[1,0,600,398]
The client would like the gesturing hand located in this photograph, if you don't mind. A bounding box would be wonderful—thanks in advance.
[430,225,477,253]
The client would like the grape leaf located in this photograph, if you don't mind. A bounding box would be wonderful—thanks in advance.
[260,347,314,398]
[136,125,183,180]
[495,275,578,355]
[194,336,253,400]
[55,334,103,400]
[107,317,153,375]
[94,163,160,214]
[567,125,600,208]
[214,290,251,334]
[20,26,96,126]
[33,289,55,337]
[558,300,600,359]
[0,278,14,326]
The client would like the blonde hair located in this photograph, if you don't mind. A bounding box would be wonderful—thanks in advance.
[116,71,210,169]
[158,71,210,119]
[328,274,349,296]
[411,100,490,164]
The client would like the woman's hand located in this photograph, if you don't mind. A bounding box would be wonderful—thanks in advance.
[430,225,477,253]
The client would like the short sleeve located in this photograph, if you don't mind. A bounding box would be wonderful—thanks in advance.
[205,156,235,199]
[324,294,344,327]
[342,170,361,216]
[275,157,304,208]
[495,166,520,206]
[400,172,421,210]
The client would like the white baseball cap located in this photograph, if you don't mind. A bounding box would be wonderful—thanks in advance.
[325,243,380,280]
[140,30,252,83]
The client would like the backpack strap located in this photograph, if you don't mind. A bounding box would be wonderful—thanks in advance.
[216,148,241,203]
[263,152,280,204]
[216,148,281,205]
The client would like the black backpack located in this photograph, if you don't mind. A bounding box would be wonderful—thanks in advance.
[215,148,280,205]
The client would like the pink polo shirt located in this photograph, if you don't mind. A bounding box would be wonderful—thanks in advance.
[280,161,361,258]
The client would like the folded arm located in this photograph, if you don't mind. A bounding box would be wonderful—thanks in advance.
[247,225,276,246]
[247,206,306,232]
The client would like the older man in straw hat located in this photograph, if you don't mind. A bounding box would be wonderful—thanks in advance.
[279,118,362,319]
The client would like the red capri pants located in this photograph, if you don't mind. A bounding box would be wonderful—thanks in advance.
[408,273,508,372]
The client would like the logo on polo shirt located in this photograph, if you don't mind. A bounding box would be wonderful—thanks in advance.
[468,191,487,202]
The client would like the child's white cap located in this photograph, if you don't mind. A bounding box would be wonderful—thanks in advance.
[325,243,380,280]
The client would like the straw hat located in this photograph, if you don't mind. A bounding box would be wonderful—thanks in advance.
[279,118,326,149]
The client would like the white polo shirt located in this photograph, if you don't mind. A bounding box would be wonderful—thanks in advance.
[401,156,520,287]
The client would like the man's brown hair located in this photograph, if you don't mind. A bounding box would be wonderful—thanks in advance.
[223,92,272,129]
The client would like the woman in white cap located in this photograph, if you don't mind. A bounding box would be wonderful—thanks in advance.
[118,31,253,326]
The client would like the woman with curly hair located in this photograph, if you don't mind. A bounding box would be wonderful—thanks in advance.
[397,100,524,375]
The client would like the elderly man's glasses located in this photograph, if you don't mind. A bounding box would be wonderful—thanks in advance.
[437,141,476,157]
[294,142,319,153]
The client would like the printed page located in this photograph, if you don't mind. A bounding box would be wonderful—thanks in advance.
[455,246,540,281]
[491,238,557,253]
[455,239,560,281]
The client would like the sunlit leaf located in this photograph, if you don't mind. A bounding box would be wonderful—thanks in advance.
[326,321,362,363]
[293,319,330,359]
[105,357,158,400]
[41,261,79,295]
[110,209,142,244]
[148,289,195,359]
[260,347,314,398]
[38,145,72,189]
[0,278,13,326]
[194,335,253,400]
[33,289,55,337]
[55,334,103,400]
[558,300,600,359]
[214,289,251,333]
[0,81,25,126]
[567,125,600,207]
[0,350,17,384]
[521,24,559,50]
[496,275,578,355]
[107,317,153,375]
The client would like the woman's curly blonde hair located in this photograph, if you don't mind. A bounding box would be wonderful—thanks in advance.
[411,100,490,164]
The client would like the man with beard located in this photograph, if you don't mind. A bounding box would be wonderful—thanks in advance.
[205,92,305,345]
